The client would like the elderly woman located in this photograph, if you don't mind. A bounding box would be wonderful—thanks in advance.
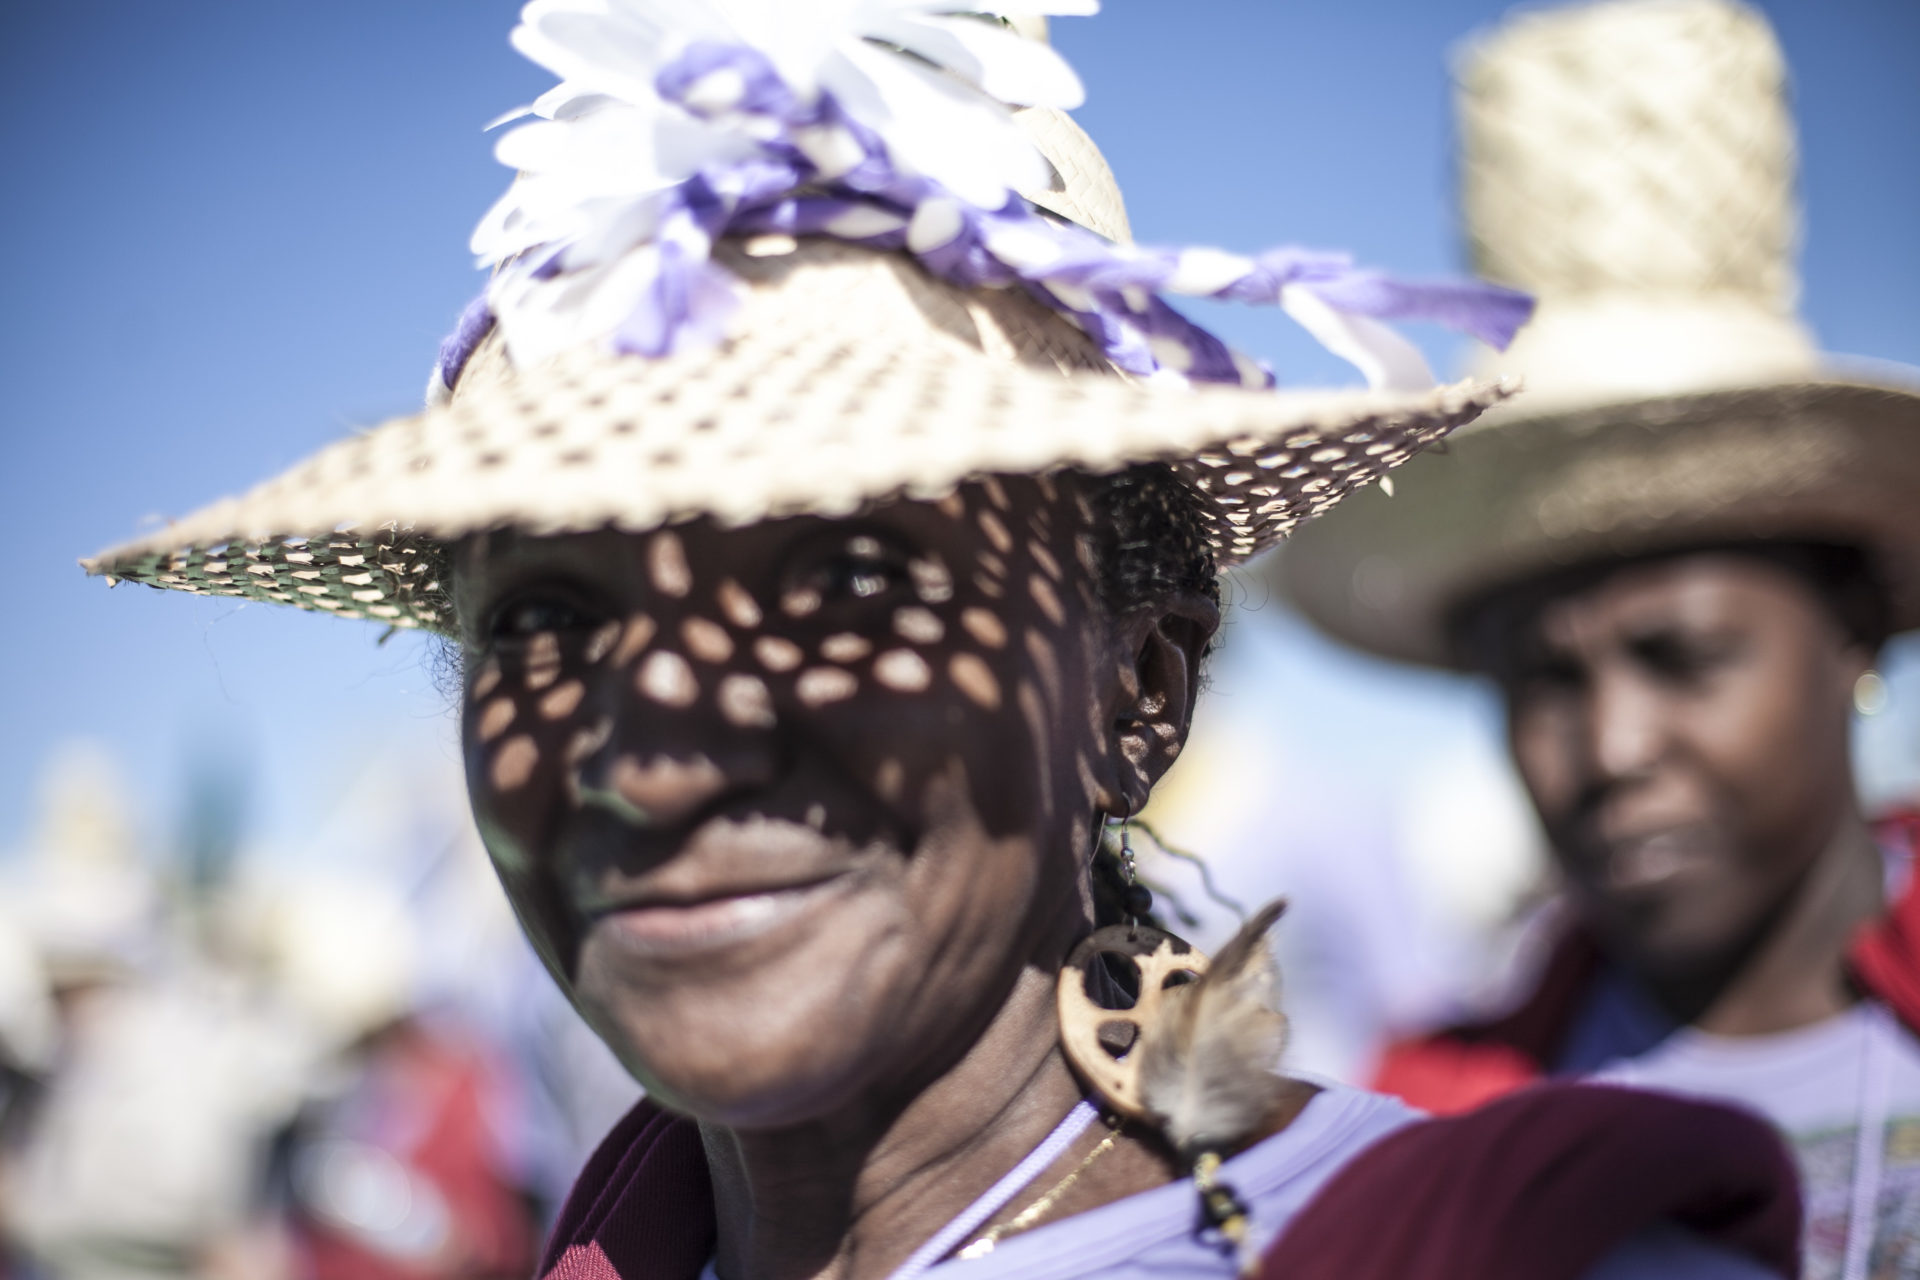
[87,3,1799,1277]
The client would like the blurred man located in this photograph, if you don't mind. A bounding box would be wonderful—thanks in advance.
[1279,1,1920,1276]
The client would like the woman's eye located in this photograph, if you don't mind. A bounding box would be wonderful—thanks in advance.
[796,535,909,604]
[1516,656,1586,695]
[1634,632,1738,683]
[490,596,590,640]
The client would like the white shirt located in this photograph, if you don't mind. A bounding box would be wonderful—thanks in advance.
[1598,1002,1920,1280]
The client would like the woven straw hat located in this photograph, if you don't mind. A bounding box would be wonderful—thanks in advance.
[82,13,1511,633]
[1279,0,1920,668]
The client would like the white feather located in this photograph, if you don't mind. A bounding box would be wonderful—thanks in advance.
[1136,901,1292,1159]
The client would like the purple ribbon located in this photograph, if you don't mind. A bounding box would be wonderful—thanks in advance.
[438,40,1535,399]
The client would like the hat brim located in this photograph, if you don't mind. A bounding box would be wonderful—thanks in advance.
[1278,376,1920,668]
[85,244,1509,635]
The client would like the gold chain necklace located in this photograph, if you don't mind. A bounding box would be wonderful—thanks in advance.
[953,1119,1123,1260]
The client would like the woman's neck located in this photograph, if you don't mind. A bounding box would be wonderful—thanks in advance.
[700,959,1102,1280]
[1689,809,1886,1037]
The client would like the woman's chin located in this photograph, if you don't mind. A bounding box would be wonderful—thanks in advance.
[604,1011,901,1130]
[576,945,925,1130]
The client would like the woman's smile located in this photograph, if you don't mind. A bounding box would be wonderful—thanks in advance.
[572,814,877,962]
[588,873,860,960]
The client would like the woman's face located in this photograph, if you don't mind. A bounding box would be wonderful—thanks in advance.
[454,477,1207,1127]
[1499,553,1871,983]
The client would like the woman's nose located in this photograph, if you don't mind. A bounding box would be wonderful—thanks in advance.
[574,750,750,828]
[568,613,784,828]
[1585,668,1665,784]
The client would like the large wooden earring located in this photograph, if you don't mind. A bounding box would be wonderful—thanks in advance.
[1056,922,1210,1120]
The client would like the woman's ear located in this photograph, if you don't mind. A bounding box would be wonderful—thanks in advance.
[1102,592,1220,814]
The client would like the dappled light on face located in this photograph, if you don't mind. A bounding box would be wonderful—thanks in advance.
[717,579,763,628]
[526,632,563,690]
[961,608,1008,649]
[909,556,954,604]
[754,635,804,672]
[820,633,872,663]
[781,586,824,618]
[1028,540,1063,582]
[681,617,735,663]
[491,734,540,791]
[472,657,503,699]
[1028,575,1066,627]
[612,615,657,665]
[874,649,932,693]
[461,475,1120,865]
[1023,629,1064,710]
[1017,679,1054,814]
[893,606,944,644]
[566,716,612,766]
[949,653,1003,710]
[585,620,621,664]
[539,680,586,720]
[718,673,776,728]
[797,667,859,707]
[478,697,517,743]
[639,651,699,707]
[978,509,1014,555]
[647,530,692,597]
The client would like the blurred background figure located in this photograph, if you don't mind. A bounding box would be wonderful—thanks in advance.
[1280,0,1920,1276]
[0,742,628,1279]
[0,742,308,1279]
[259,875,532,1280]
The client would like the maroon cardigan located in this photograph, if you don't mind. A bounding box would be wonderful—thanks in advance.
[535,1082,1799,1280]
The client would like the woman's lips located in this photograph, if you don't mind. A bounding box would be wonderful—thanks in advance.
[586,876,850,959]
[1597,828,1708,893]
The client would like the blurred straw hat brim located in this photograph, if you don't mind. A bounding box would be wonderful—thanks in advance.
[1281,377,1920,668]
[82,107,1507,632]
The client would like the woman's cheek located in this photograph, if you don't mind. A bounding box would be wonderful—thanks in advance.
[463,643,586,859]
[1509,698,1578,828]
[787,633,1042,830]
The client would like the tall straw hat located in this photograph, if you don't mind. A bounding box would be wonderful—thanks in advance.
[83,2,1527,628]
[1279,0,1920,668]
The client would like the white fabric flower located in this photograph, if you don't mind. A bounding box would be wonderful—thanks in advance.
[474,0,1097,363]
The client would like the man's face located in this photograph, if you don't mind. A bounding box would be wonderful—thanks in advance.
[1496,553,1871,984]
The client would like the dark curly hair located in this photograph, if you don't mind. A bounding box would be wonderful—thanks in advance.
[1082,463,1222,615]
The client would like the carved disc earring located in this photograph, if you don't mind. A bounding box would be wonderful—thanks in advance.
[1056,809,1205,1120]
[1055,815,1286,1275]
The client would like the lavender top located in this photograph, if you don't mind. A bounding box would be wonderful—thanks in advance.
[925,1083,1772,1280]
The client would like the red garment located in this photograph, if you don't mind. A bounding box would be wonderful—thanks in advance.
[1374,810,1920,1115]
[536,1085,1798,1280]
[293,1021,537,1280]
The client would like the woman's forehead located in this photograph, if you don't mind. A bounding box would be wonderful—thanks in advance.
[461,475,1093,582]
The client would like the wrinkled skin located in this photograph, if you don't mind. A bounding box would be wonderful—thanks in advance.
[453,475,1217,1280]
[1492,551,1883,1030]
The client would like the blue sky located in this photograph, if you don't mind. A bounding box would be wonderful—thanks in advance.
[5,0,1917,861]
